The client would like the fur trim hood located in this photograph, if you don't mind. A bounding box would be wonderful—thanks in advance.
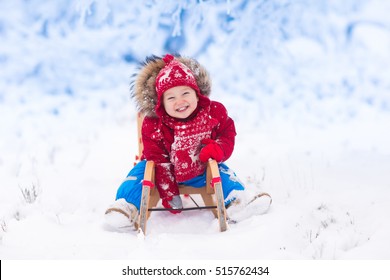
[131,54,212,118]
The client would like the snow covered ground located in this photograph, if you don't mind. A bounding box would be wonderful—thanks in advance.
[1,0,390,261]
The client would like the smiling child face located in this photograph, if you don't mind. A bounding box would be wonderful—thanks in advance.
[162,86,199,119]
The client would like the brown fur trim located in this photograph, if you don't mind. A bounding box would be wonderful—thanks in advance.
[131,54,212,117]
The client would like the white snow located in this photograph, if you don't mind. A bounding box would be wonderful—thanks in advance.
[1,0,390,262]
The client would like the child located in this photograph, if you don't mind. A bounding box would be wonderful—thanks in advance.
[105,54,271,230]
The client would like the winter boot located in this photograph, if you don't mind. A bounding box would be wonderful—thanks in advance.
[104,198,139,231]
[227,192,272,223]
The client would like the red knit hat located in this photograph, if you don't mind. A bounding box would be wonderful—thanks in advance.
[155,54,200,98]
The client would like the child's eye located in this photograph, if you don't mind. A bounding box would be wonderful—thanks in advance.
[166,96,175,101]
[183,91,190,95]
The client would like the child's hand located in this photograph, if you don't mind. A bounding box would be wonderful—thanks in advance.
[162,195,183,214]
[199,139,224,162]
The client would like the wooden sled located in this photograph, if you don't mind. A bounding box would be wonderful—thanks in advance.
[135,113,228,235]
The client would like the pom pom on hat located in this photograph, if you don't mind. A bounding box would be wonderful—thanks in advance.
[162,54,175,64]
[155,54,200,98]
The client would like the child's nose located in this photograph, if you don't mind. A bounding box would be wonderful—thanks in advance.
[176,96,186,103]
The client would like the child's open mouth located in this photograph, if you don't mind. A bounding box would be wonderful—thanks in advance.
[176,106,189,112]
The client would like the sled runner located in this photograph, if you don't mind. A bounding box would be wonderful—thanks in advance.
[136,113,228,235]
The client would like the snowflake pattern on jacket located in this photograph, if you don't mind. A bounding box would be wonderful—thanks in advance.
[141,101,236,200]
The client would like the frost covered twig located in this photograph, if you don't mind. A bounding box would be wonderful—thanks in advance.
[19,183,40,204]
[1,219,6,233]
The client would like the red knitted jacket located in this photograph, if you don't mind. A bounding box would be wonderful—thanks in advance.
[141,100,236,199]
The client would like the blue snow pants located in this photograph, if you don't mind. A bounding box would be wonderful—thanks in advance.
[116,160,245,209]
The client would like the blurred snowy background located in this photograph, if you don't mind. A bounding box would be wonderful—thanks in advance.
[1,0,390,259]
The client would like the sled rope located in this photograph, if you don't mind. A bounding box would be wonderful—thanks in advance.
[210,177,221,188]
[188,194,200,207]
[142,180,154,188]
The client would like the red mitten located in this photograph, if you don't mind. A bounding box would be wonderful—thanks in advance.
[162,196,182,214]
[199,139,224,162]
